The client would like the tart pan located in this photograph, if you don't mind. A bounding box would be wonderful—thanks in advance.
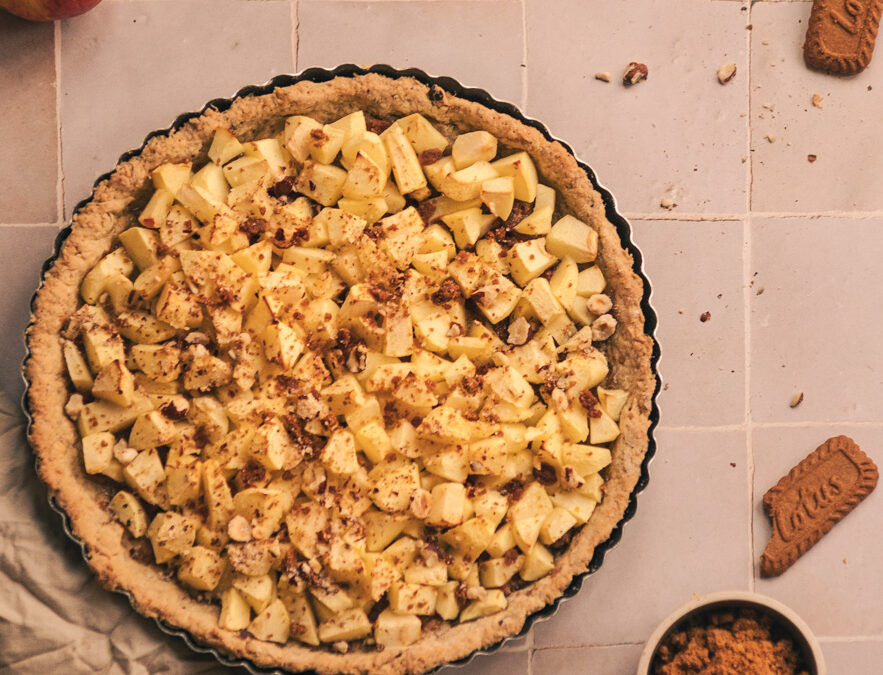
[22,64,661,674]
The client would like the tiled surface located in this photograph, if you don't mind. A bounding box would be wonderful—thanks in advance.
[526,0,750,215]
[631,220,746,427]
[298,0,525,105]
[60,0,294,217]
[1,1,882,674]
[0,14,58,224]
[750,2,883,212]
[534,429,751,647]
[751,217,883,424]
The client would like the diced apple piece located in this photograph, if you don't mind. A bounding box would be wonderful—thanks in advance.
[62,340,93,393]
[337,196,387,226]
[147,511,196,563]
[507,483,554,552]
[397,113,448,155]
[589,407,621,444]
[440,161,498,202]
[315,207,367,249]
[507,238,557,287]
[473,274,521,324]
[427,482,466,528]
[77,394,153,436]
[514,184,555,234]
[219,588,251,631]
[597,386,628,421]
[263,321,304,369]
[416,406,474,444]
[128,409,178,450]
[151,162,192,196]
[131,343,181,383]
[321,429,359,475]
[549,256,579,310]
[283,115,323,162]
[441,207,497,249]
[208,127,244,165]
[539,506,578,546]
[118,227,161,270]
[520,278,566,325]
[460,589,507,623]
[441,516,495,562]
[222,155,270,188]
[480,553,525,588]
[342,151,386,199]
[306,124,345,165]
[165,454,202,507]
[123,447,167,505]
[452,131,498,169]
[318,608,372,642]
[491,152,538,203]
[546,215,598,263]
[388,582,437,616]
[108,490,148,537]
[436,581,460,620]
[374,609,422,648]
[132,255,181,300]
[81,248,135,304]
[520,542,555,581]
[232,573,276,613]
[382,124,427,195]
[486,522,517,558]
[480,175,515,220]
[562,444,611,476]
[374,206,425,269]
[81,431,114,475]
[295,160,348,207]
[251,416,300,472]
[364,511,410,552]
[177,546,224,591]
[280,589,320,646]
[368,460,421,512]
[244,138,292,178]
[202,458,235,530]
[138,188,174,229]
[191,162,229,202]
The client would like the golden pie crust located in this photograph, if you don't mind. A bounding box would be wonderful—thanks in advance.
[25,72,656,674]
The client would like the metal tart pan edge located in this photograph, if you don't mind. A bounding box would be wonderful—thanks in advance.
[21,64,662,675]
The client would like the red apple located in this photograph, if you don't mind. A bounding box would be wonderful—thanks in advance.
[0,0,102,21]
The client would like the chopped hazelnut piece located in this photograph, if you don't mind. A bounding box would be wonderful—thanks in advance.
[591,314,617,341]
[622,62,648,86]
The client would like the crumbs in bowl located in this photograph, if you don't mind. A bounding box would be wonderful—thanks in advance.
[651,608,810,675]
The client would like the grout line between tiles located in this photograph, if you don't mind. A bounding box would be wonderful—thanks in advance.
[520,0,528,113]
[744,0,756,595]
[54,20,64,225]
[291,0,299,72]
[624,211,883,221]
[532,642,645,651]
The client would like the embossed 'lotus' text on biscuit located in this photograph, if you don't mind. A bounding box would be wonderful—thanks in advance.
[760,435,878,577]
[804,0,883,74]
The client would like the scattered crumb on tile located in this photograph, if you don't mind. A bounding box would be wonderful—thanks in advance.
[660,196,676,210]
[622,61,648,86]
[766,134,776,143]
[811,93,823,108]
[762,103,775,111]
[700,311,711,323]
[756,286,765,296]
[789,392,804,408]
[730,462,737,468]
[717,63,737,84]
[807,154,817,163]
[594,72,611,82]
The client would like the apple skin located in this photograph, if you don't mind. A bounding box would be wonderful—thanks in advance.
[0,0,102,21]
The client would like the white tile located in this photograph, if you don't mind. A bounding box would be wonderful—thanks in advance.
[534,429,751,647]
[750,2,883,212]
[750,217,883,423]
[533,644,643,675]
[297,0,524,105]
[60,0,294,218]
[0,14,57,224]
[526,0,750,214]
[631,220,745,427]
[821,640,883,675]
[753,425,883,636]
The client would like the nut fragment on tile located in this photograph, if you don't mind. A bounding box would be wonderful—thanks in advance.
[660,196,676,210]
[766,135,777,144]
[811,93,823,108]
[717,63,737,84]
[622,61,648,86]
[807,154,818,163]
[789,392,804,408]
[595,72,611,82]
[700,311,711,323]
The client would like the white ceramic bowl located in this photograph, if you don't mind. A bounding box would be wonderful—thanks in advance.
[636,591,826,675]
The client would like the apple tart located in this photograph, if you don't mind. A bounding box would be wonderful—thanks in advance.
[25,71,657,674]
